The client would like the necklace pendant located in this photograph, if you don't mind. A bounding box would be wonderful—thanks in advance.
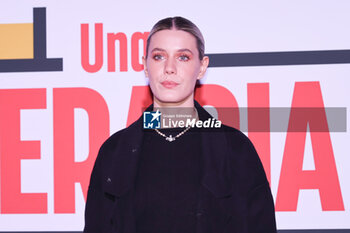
[166,135,175,142]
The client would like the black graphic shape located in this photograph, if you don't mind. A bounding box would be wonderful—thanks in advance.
[207,50,350,67]
[0,8,63,73]
[0,229,349,233]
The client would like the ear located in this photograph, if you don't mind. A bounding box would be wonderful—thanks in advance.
[197,56,209,80]
[142,56,149,78]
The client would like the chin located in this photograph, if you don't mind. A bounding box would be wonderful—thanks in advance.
[157,97,183,104]
[154,94,189,105]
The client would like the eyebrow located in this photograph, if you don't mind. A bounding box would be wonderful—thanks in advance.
[177,48,193,54]
[151,48,194,54]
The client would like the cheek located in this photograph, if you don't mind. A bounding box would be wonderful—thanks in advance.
[148,77,158,93]
[180,65,200,83]
[147,62,163,76]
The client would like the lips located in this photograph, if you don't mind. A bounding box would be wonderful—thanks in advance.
[161,81,179,88]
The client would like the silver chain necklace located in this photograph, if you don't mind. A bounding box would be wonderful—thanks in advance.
[154,107,198,142]
[154,127,191,142]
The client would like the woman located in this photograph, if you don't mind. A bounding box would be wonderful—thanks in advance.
[84,17,277,233]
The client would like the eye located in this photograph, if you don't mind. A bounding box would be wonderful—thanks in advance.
[178,54,190,61]
[152,54,164,61]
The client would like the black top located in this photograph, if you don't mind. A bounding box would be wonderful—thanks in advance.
[133,127,201,233]
[83,101,277,233]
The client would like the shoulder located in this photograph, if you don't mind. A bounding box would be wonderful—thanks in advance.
[220,124,269,191]
[98,115,142,156]
[217,124,256,155]
[88,123,137,189]
[89,127,126,172]
[98,127,127,154]
[93,120,134,164]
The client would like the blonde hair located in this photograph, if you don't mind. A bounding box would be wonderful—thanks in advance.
[146,17,205,60]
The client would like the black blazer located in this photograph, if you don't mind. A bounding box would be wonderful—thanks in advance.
[84,101,277,233]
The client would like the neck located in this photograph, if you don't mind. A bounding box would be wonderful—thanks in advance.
[153,99,198,129]
[153,94,194,109]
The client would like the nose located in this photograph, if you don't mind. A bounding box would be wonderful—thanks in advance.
[164,57,176,75]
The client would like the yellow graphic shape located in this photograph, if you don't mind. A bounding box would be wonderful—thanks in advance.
[0,23,34,59]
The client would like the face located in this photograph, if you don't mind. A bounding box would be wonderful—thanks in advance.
[143,29,209,108]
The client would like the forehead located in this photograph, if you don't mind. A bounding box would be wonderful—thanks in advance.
[148,29,198,52]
